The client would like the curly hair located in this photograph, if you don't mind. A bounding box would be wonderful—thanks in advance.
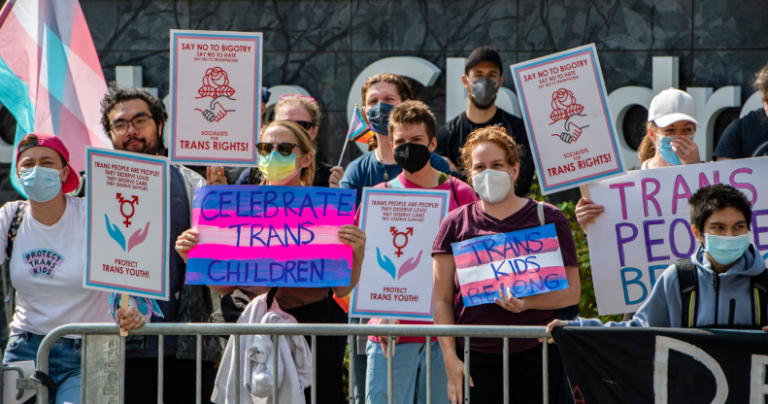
[361,74,413,151]
[754,62,768,103]
[100,87,167,136]
[259,120,316,186]
[387,100,436,142]
[460,125,520,184]
[689,184,752,234]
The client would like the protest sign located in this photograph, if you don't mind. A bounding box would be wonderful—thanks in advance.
[587,158,768,315]
[185,185,356,287]
[84,147,170,300]
[350,188,450,320]
[169,30,262,166]
[510,44,625,195]
[554,327,767,404]
[452,224,568,307]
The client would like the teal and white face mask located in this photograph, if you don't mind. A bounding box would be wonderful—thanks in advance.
[704,233,751,265]
[19,166,63,202]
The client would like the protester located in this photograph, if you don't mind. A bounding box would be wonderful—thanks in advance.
[340,73,451,207]
[431,126,579,403]
[232,94,344,187]
[224,87,273,184]
[96,87,224,404]
[2,133,143,404]
[714,62,768,159]
[362,101,478,404]
[176,120,367,404]
[575,88,702,232]
[546,184,768,334]
[434,46,534,196]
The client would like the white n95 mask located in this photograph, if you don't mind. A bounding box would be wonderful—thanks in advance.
[472,169,511,203]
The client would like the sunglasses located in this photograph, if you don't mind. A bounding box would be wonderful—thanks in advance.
[290,120,315,131]
[256,142,305,157]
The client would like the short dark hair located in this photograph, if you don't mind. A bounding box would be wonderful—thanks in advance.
[689,184,752,232]
[388,100,437,143]
[100,87,167,135]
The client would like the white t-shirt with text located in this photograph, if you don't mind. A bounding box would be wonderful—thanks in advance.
[0,196,111,337]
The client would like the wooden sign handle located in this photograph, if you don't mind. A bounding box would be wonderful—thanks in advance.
[120,294,129,337]
[579,185,595,224]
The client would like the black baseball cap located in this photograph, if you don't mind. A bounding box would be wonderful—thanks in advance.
[465,46,503,73]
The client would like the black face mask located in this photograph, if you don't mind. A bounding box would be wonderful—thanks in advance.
[394,143,431,174]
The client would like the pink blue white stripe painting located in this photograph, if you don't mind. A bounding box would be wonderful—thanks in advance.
[452,223,568,307]
[186,185,356,287]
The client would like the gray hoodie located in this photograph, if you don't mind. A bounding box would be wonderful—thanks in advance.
[570,245,767,328]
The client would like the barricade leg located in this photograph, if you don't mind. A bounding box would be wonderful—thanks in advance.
[272,334,278,403]
[348,335,355,404]
[542,339,549,404]
[196,334,202,404]
[311,335,317,404]
[387,335,393,404]
[235,334,240,404]
[503,337,509,404]
[158,334,164,404]
[425,336,431,404]
[464,337,470,404]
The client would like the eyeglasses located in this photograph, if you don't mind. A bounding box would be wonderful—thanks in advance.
[112,115,152,135]
[280,94,316,102]
[290,120,315,131]
[256,142,305,157]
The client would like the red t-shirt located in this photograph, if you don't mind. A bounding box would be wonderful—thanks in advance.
[365,173,478,344]
[431,199,578,354]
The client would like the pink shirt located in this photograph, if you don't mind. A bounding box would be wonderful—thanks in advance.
[367,173,478,344]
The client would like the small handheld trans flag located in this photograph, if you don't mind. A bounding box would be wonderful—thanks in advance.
[338,105,374,166]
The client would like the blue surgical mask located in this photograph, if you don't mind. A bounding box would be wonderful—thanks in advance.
[704,233,751,265]
[367,103,395,136]
[19,166,63,202]
[658,136,682,165]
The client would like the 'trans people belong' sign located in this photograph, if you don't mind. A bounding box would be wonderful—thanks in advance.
[510,44,625,194]
[185,185,356,287]
[452,224,568,307]
[587,158,768,316]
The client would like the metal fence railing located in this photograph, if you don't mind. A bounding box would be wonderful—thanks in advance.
[25,323,551,404]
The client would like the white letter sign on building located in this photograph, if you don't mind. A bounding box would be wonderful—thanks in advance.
[168,30,262,166]
[511,44,626,195]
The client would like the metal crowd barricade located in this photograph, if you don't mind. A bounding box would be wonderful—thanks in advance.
[29,323,551,404]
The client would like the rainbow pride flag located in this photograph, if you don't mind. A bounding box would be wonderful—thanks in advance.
[0,0,112,193]
[451,223,568,307]
[347,106,374,143]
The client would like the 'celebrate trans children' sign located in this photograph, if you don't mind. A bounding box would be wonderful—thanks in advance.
[452,224,568,307]
[185,185,356,287]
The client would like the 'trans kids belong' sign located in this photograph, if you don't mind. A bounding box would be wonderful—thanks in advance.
[587,158,768,316]
[350,188,450,320]
[510,44,625,195]
[452,224,568,307]
[169,30,262,166]
[85,147,170,300]
[185,185,357,287]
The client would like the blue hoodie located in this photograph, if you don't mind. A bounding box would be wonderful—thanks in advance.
[570,245,767,328]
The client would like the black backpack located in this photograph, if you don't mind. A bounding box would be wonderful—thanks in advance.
[676,253,768,328]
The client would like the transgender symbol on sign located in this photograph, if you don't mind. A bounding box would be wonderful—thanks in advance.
[375,226,423,280]
[195,67,236,123]
[106,193,151,253]
[549,88,589,144]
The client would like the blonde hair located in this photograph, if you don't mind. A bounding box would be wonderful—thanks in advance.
[275,95,323,127]
[755,62,768,103]
[460,125,520,185]
[259,120,315,186]
[637,121,659,164]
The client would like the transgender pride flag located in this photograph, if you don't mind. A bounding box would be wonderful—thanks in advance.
[0,0,112,193]
[451,223,569,307]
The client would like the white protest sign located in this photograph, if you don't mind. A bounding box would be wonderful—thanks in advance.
[84,147,170,300]
[350,187,450,320]
[510,44,625,194]
[588,158,768,315]
[169,30,262,166]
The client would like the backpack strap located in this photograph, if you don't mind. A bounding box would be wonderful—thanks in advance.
[536,201,545,226]
[445,175,460,207]
[751,268,768,327]
[676,258,699,328]
[6,201,29,260]
[247,168,261,185]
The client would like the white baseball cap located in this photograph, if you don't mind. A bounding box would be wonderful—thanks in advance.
[648,88,700,128]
